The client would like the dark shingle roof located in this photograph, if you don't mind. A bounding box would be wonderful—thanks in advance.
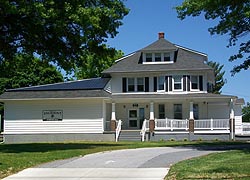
[6,78,110,92]
[103,38,212,74]
[0,78,111,100]
[0,90,110,100]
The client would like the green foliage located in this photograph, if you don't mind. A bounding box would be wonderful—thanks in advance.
[75,49,124,79]
[207,61,226,94]
[176,0,250,75]
[242,102,250,122]
[0,0,129,71]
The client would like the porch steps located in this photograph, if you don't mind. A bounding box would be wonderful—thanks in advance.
[119,130,141,141]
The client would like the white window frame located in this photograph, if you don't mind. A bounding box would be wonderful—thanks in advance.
[173,75,183,91]
[190,75,199,91]
[145,53,152,62]
[157,76,165,91]
[127,77,145,92]
[143,52,174,64]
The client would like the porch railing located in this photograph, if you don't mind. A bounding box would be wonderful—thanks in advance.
[115,119,122,142]
[194,119,229,130]
[155,118,189,131]
[140,119,149,142]
[242,122,250,134]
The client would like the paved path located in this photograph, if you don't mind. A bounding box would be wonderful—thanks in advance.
[4,145,249,180]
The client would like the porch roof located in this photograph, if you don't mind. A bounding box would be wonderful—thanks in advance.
[111,93,236,100]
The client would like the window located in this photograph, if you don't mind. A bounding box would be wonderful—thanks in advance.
[158,76,165,91]
[155,53,161,62]
[191,76,198,90]
[137,78,144,92]
[146,53,152,62]
[164,53,171,61]
[158,104,165,119]
[174,104,182,119]
[193,104,199,119]
[127,78,135,92]
[173,75,182,90]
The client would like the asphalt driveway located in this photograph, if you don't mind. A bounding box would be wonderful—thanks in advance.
[3,144,250,180]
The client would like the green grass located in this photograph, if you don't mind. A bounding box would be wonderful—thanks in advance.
[0,141,249,179]
[166,149,250,180]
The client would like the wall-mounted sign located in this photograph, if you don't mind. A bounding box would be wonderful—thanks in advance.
[42,110,63,121]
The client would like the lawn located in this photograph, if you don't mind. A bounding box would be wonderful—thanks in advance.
[0,141,249,179]
[166,149,250,180]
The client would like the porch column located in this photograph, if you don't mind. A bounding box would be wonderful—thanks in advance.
[149,102,155,132]
[230,99,235,141]
[111,102,116,131]
[189,101,194,132]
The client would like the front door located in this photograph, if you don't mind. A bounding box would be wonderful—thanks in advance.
[128,109,138,129]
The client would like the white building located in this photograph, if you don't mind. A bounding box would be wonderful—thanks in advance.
[0,32,244,143]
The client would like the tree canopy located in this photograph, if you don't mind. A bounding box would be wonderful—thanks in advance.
[176,0,250,75]
[207,61,226,94]
[242,102,250,122]
[75,48,123,79]
[0,0,129,71]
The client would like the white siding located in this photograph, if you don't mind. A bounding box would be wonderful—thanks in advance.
[208,104,230,119]
[4,99,104,134]
[234,104,243,135]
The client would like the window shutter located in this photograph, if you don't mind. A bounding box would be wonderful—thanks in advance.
[183,75,187,91]
[169,76,172,91]
[187,75,190,91]
[165,76,168,92]
[122,78,127,92]
[154,77,157,92]
[199,76,203,91]
[174,50,178,62]
[145,77,149,92]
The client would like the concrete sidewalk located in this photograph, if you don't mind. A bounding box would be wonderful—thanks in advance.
[3,168,169,180]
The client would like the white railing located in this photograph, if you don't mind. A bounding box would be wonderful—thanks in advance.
[155,118,189,131]
[194,119,229,130]
[242,122,250,134]
[115,120,122,142]
[140,119,149,142]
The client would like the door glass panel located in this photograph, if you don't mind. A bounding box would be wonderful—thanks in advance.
[129,110,138,128]
[129,110,137,118]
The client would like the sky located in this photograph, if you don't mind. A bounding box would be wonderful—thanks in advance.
[107,0,250,103]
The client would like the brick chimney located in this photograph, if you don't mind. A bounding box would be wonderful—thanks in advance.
[158,32,165,39]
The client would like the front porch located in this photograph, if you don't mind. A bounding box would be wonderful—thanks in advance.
[104,95,239,141]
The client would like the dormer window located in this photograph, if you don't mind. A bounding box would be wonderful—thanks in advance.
[173,75,182,90]
[155,53,161,62]
[164,53,171,61]
[146,53,152,62]
[143,52,174,64]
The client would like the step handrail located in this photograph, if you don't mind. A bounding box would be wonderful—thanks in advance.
[115,119,122,142]
[140,119,147,142]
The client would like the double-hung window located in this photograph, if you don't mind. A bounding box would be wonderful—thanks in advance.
[146,53,152,62]
[158,76,165,91]
[174,104,182,119]
[173,75,182,90]
[137,78,144,92]
[191,76,199,90]
[164,53,171,61]
[155,53,161,62]
[127,78,135,92]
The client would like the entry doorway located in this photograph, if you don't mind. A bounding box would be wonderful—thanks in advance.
[128,108,145,129]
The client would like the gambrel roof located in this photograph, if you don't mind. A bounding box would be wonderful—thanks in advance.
[103,37,213,74]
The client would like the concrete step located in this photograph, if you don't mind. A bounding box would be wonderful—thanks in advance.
[119,131,141,141]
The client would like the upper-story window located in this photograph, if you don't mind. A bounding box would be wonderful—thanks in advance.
[155,53,161,62]
[191,76,198,90]
[127,77,144,92]
[173,75,182,90]
[146,53,152,62]
[158,76,165,91]
[164,53,171,61]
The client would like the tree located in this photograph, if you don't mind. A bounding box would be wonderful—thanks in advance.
[207,61,226,94]
[0,0,129,71]
[75,49,123,79]
[242,102,250,122]
[175,0,250,75]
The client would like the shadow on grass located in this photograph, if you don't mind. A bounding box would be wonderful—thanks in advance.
[0,142,127,153]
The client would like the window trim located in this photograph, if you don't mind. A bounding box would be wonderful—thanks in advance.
[143,52,174,64]
[174,104,182,119]
[157,76,165,91]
